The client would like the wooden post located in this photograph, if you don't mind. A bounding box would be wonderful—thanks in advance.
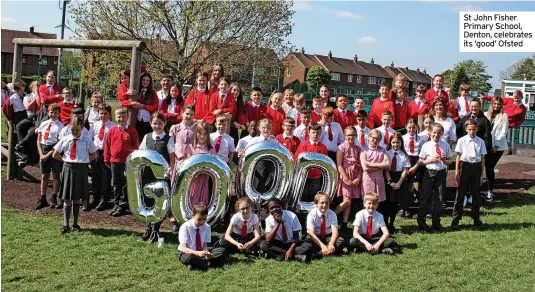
[128,47,142,127]
[7,44,23,180]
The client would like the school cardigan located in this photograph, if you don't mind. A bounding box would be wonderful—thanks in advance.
[393,99,410,128]
[103,125,140,164]
[205,91,236,125]
[117,83,130,107]
[264,106,286,136]
[160,99,184,124]
[408,99,430,121]
[37,83,62,112]
[425,88,449,106]
[367,97,395,129]
[184,87,211,121]
[244,101,267,123]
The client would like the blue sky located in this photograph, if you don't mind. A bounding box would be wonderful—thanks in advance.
[2,1,534,92]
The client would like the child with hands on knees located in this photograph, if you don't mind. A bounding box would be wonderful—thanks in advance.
[219,197,262,256]
[349,192,399,255]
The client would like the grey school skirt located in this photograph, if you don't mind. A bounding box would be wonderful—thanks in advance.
[61,162,88,201]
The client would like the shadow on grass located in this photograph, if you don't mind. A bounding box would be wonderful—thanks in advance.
[85,228,142,237]
[486,191,535,210]
[400,222,535,235]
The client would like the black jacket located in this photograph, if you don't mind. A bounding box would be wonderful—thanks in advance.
[458,111,492,150]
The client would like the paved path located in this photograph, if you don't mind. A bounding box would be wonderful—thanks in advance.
[501,155,535,165]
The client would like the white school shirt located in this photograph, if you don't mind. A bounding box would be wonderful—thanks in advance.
[247,135,274,148]
[166,99,178,113]
[402,133,423,157]
[139,131,176,153]
[413,98,426,110]
[306,208,338,236]
[355,125,371,148]
[418,130,432,143]
[435,117,457,143]
[376,125,396,149]
[23,92,37,115]
[386,149,411,171]
[137,89,152,122]
[85,107,100,127]
[88,120,116,150]
[419,140,453,171]
[230,212,260,234]
[9,93,26,112]
[455,135,487,163]
[178,219,211,252]
[38,119,64,145]
[210,132,235,164]
[236,135,253,152]
[157,89,169,111]
[286,107,298,123]
[353,209,385,236]
[59,126,88,140]
[455,96,472,118]
[294,124,310,142]
[264,210,301,243]
[53,133,97,163]
[319,122,344,152]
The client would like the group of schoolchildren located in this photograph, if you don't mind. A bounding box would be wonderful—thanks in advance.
[25,65,525,270]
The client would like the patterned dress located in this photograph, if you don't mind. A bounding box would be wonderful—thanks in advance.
[184,144,216,206]
[337,142,363,199]
[360,146,388,202]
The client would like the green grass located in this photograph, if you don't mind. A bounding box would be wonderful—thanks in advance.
[3,189,535,291]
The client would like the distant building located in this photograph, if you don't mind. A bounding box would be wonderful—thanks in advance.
[383,62,432,95]
[1,27,59,76]
[283,49,393,97]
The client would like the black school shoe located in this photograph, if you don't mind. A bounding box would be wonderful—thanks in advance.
[381,248,395,255]
[56,198,64,209]
[49,195,57,209]
[473,219,484,228]
[431,223,445,233]
[171,222,180,234]
[72,224,82,232]
[95,200,108,211]
[140,225,152,241]
[61,226,70,234]
[109,205,119,216]
[36,196,49,210]
[111,206,127,217]
[417,223,432,233]
[450,219,460,231]
[294,254,308,263]
[82,201,91,212]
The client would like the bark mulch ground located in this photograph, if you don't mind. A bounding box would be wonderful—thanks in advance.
[2,160,535,232]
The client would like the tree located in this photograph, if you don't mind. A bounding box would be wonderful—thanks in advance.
[451,66,469,95]
[61,50,84,81]
[306,66,331,94]
[441,59,491,95]
[500,54,535,80]
[70,1,294,87]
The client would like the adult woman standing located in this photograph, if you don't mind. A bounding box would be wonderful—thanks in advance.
[430,98,457,147]
[484,96,509,201]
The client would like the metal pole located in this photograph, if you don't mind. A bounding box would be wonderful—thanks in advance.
[128,47,141,127]
[57,0,69,87]
[7,44,23,180]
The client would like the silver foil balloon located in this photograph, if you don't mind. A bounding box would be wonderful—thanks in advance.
[240,140,294,206]
[290,152,338,213]
[171,154,231,226]
[125,149,171,223]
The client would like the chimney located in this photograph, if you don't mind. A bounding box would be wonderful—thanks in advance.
[391,62,394,67]
[30,26,35,33]
[370,58,374,64]
[405,67,409,70]
[424,69,427,74]
[328,50,332,59]
[416,67,420,73]
[353,54,358,63]
[301,47,305,54]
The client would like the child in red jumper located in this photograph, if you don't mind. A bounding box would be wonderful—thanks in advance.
[275,117,301,155]
[104,107,140,217]
[184,71,211,122]
[264,91,286,136]
[333,94,356,131]
[368,83,395,129]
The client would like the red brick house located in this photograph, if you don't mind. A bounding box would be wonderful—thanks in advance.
[283,49,393,96]
[1,28,59,76]
[383,62,432,95]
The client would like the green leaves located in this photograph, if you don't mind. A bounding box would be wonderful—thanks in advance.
[441,59,492,95]
[306,66,331,94]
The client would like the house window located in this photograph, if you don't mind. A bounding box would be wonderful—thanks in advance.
[357,75,362,83]
[405,81,409,88]
[331,72,340,81]
[286,68,291,76]
[332,88,338,94]
[22,56,27,64]
[39,57,48,66]
[368,76,376,84]
[348,74,353,82]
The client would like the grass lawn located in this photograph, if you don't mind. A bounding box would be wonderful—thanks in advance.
[3,189,535,291]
